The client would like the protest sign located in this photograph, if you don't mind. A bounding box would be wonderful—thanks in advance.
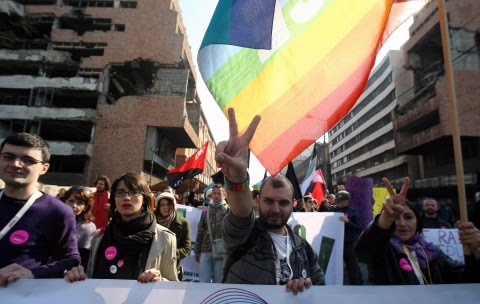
[422,228,464,264]
[1,279,478,304]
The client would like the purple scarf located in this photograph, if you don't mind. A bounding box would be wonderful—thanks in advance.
[389,233,437,269]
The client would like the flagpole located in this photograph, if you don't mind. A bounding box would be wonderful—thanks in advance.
[437,0,467,222]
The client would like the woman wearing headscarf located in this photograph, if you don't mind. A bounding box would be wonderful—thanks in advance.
[356,177,480,284]
[155,192,191,280]
[62,186,96,268]
[64,173,178,283]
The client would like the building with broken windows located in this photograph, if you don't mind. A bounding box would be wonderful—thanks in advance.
[0,0,216,190]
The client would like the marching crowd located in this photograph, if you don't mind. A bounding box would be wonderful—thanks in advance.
[1,108,480,295]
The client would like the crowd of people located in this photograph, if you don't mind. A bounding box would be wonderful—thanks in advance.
[1,109,480,296]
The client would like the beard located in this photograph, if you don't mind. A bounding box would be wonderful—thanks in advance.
[258,208,292,230]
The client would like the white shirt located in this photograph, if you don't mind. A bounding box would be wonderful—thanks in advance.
[269,230,293,285]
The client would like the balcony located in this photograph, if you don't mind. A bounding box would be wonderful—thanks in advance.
[395,124,445,154]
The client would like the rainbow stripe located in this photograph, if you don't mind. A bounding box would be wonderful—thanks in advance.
[198,0,427,175]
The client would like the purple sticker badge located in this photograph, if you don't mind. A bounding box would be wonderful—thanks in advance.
[105,246,117,261]
[10,230,29,245]
[117,260,125,268]
[399,258,413,271]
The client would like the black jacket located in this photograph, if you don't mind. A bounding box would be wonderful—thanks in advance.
[222,211,325,285]
[331,205,362,243]
[356,216,480,284]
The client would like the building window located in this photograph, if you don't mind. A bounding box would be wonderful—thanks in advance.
[120,1,137,8]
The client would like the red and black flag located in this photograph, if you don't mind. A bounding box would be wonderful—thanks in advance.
[167,142,209,189]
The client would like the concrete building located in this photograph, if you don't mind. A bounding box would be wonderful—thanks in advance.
[329,50,420,188]
[0,0,216,190]
[329,0,480,199]
[393,0,480,197]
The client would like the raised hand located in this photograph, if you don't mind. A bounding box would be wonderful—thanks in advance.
[215,108,261,183]
[378,177,410,229]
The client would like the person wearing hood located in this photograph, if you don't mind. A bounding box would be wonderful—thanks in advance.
[194,184,229,283]
[155,191,191,280]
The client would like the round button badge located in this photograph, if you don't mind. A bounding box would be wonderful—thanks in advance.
[110,265,118,274]
[10,230,29,245]
[105,246,117,261]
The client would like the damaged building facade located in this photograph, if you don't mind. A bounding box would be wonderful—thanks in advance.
[0,0,216,189]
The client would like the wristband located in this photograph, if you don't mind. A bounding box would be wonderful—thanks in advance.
[224,174,250,192]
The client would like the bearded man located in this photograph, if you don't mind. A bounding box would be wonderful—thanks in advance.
[217,108,325,294]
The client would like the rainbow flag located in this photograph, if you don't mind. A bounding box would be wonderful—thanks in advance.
[198,0,428,175]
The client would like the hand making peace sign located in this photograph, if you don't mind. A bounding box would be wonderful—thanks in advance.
[215,108,261,183]
[378,177,411,229]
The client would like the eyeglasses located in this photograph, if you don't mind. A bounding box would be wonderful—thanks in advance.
[0,152,46,166]
[113,189,142,197]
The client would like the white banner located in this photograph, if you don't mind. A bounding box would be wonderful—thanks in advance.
[177,207,345,285]
[288,212,344,285]
[0,280,478,304]
[422,228,464,264]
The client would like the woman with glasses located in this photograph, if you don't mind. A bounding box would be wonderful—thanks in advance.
[62,186,96,268]
[64,173,178,283]
[155,192,191,280]
[301,195,316,212]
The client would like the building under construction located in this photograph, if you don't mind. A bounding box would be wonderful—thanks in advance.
[0,0,216,190]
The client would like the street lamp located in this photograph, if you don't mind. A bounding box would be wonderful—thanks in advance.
[149,147,159,184]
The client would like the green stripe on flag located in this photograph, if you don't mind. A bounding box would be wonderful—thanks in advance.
[205,0,333,110]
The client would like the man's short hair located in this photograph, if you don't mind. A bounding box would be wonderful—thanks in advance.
[213,183,224,189]
[0,133,50,162]
[213,183,225,195]
[422,197,438,206]
[335,190,350,201]
[259,175,294,200]
[95,175,112,191]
